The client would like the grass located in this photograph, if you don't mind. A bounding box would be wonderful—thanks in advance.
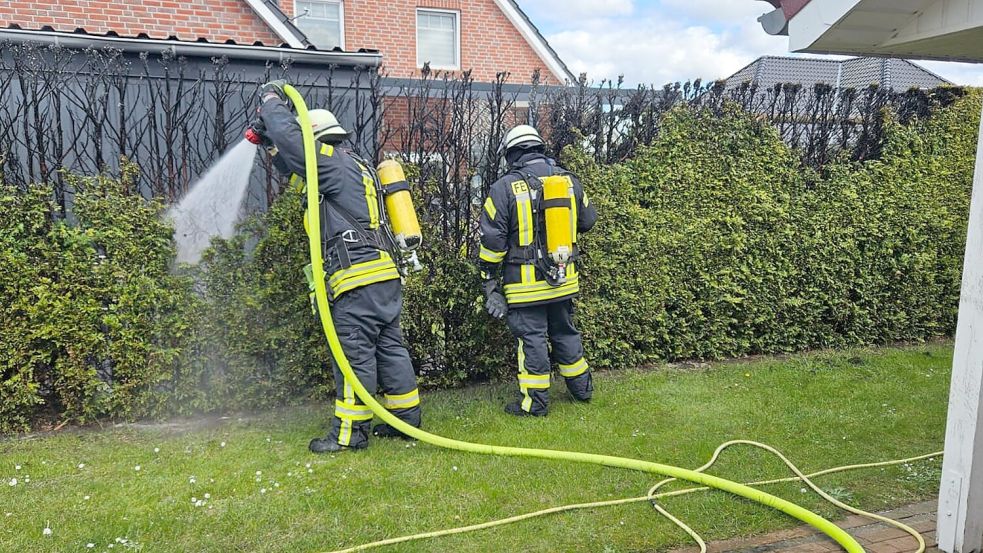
[0,344,952,553]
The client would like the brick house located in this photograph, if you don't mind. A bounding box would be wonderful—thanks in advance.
[0,1,572,202]
[0,0,573,84]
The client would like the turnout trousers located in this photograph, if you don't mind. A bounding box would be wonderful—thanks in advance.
[324,279,421,448]
[506,299,593,416]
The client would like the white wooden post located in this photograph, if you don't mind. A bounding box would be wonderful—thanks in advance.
[939,98,983,553]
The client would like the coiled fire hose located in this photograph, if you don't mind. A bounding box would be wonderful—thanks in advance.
[283,84,866,553]
[327,446,942,553]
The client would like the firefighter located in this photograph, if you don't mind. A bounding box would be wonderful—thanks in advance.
[255,81,421,452]
[478,125,598,417]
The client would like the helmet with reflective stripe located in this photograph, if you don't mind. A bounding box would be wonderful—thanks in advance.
[300,109,349,142]
[499,124,544,155]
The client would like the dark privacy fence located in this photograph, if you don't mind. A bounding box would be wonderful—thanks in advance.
[0,42,966,222]
[0,41,382,214]
[381,69,966,256]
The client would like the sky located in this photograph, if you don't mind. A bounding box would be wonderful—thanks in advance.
[518,0,983,87]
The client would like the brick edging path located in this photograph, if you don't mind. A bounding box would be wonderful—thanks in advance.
[668,500,939,553]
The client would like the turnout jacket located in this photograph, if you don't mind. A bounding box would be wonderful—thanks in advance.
[478,151,597,306]
[259,99,399,299]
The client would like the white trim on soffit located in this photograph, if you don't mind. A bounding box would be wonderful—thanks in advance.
[491,0,575,83]
[242,0,307,48]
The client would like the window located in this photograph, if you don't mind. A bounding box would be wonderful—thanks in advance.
[295,0,344,49]
[416,9,459,70]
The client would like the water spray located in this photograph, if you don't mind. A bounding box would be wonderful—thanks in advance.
[279,82,867,552]
[169,138,258,265]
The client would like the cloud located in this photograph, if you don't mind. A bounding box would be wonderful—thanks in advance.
[546,16,790,85]
[918,60,983,86]
[659,0,775,23]
[534,2,983,87]
[518,0,634,25]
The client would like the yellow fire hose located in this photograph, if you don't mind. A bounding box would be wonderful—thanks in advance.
[283,84,866,553]
[327,447,942,553]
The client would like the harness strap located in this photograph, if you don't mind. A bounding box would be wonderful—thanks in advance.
[542,197,572,210]
[382,179,411,195]
[505,244,580,265]
[319,194,388,270]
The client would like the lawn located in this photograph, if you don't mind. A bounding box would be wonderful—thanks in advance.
[0,344,951,553]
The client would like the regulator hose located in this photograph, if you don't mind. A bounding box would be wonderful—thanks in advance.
[281,84,866,553]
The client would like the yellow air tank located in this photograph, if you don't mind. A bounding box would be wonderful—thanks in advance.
[542,175,573,266]
[376,160,422,251]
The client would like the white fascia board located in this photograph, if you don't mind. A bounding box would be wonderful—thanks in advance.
[492,0,574,83]
[242,0,306,49]
[788,0,864,52]
[882,0,983,48]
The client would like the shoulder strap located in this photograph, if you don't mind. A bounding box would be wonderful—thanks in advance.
[342,150,407,271]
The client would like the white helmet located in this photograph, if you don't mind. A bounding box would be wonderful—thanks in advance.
[499,124,544,155]
[301,109,349,142]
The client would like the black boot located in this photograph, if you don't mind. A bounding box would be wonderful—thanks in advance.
[504,401,546,417]
[372,423,416,440]
[308,437,366,454]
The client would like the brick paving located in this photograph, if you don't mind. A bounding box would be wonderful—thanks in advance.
[669,500,939,553]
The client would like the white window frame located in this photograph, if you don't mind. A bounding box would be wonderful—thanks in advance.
[415,8,461,71]
[295,0,345,50]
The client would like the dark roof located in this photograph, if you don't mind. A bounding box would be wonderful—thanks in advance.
[724,55,951,91]
[0,25,381,66]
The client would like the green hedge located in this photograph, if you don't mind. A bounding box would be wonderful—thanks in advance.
[0,167,194,432]
[1,91,979,432]
[572,93,979,366]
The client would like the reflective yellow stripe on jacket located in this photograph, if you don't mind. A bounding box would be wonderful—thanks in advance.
[479,245,506,263]
[328,251,400,299]
[483,197,497,220]
[512,180,534,247]
[354,161,380,229]
[504,264,579,305]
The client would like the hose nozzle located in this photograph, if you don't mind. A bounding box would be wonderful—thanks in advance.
[244,126,263,145]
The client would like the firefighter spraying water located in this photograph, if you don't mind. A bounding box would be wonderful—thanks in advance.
[245,80,424,452]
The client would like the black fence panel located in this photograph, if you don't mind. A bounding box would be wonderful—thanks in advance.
[0,42,379,214]
[0,42,964,230]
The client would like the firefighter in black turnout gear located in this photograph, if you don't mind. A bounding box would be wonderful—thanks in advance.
[255,81,421,452]
[478,125,598,417]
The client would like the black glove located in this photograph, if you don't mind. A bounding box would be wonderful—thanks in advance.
[260,79,287,102]
[482,280,507,320]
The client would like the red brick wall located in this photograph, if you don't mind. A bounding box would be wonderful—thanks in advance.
[0,0,281,44]
[0,0,565,84]
[284,0,563,84]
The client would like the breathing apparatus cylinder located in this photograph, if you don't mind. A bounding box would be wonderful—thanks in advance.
[376,159,423,273]
[377,160,422,251]
[542,175,573,283]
